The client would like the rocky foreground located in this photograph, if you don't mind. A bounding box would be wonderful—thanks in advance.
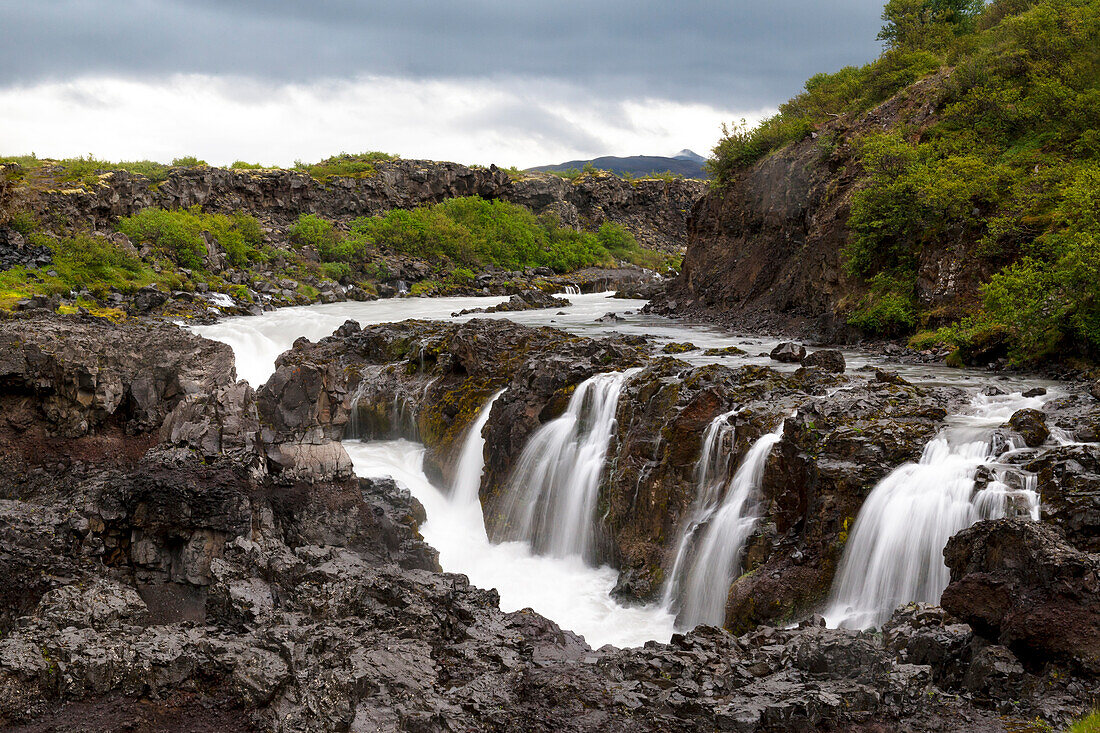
[0,311,1097,731]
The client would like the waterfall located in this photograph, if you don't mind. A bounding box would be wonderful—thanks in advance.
[501,369,640,560]
[345,373,437,441]
[451,389,506,508]
[560,285,581,296]
[824,391,1045,630]
[662,408,740,610]
[665,422,784,628]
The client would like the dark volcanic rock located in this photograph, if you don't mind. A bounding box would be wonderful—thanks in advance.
[0,314,1094,731]
[800,349,846,373]
[770,342,806,363]
[11,162,705,255]
[1022,444,1100,552]
[0,312,234,438]
[453,288,571,316]
[653,72,980,341]
[1007,408,1049,447]
[942,518,1100,674]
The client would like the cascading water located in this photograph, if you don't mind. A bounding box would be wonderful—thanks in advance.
[824,390,1047,629]
[450,389,506,509]
[560,285,581,296]
[664,421,784,628]
[501,368,640,560]
[661,408,740,610]
[343,390,676,648]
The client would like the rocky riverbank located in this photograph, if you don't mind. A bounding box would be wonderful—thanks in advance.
[0,158,699,323]
[0,311,1096,731]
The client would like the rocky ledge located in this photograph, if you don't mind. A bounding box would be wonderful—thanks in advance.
[0,312,1096,731]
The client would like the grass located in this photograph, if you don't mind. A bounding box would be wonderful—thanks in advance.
[293,151,398,181]
[0,154,208,187]
[1067,711,1100,733]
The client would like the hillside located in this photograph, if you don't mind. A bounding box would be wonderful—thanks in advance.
[662,0,1100,366]
[0,156,704,318]
[528,150,707,179]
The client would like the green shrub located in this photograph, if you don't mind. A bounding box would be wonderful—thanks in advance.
[295,152,397,181]
[596,222,665,270]
[8,210,38,236]
[848,273,918,336]
[229,161,265,169]
[320,261,352,281]
[171,156,207,167]
[447,267,476,284]
[349,197,621,273]
[117,207,263,270]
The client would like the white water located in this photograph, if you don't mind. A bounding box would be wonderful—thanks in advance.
[450,389,506,508]
[192,290,1066,644]
[344,399,675,649]
[662,408,739,613]
[193,290,1061,392]
[824,391,1047,629]
[664,422,784,627]
[500,369,640,560]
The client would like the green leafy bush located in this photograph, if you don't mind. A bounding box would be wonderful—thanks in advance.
[117,207,263,269]
[171,156,207,167]
[847,273,918,335]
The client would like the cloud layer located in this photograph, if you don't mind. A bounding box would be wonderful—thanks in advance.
[0,2,885,165]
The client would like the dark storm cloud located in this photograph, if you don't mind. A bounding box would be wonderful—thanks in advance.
[0,1,884,107]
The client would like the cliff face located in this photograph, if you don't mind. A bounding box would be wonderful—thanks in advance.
[661,72,992,341]
[4,160,705,254]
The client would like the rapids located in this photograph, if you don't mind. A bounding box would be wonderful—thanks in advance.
[196,289,1062,646]
[824,390,1049,629]
[343,418,677,648]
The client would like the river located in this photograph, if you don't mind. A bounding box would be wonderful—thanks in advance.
[193,291,1059,648]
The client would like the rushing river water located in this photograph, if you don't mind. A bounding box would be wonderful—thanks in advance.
[195,291,1061,648]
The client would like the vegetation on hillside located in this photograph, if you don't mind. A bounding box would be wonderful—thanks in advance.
[0,154,209,187]
[117,207,265,269]
[288,197,671,275]
[293,152,398,181]
[709,0,1100,363]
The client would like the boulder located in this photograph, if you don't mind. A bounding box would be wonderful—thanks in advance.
[942,518,1100,673]
[770,342,806,363]
[1008,408,1049,447]
[800,349,845,373]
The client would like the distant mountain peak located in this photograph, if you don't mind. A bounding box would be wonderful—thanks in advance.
[672,149,705,162]
[526,151,708,179]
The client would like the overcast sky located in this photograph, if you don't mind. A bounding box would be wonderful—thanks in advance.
[0,1,884,168]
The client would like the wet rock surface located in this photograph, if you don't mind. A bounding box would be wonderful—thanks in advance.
[942,518,1100,674]
[0,313,1095,731]
[452,288,571,316]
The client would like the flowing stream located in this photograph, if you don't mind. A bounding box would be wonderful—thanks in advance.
[500,368,639,560]
[195,290,1062,646]
[824,390,1047,629]
[663,422,784,627]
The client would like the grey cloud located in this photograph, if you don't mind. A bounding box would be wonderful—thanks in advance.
[454,100,610,152]
[0,1,885,108]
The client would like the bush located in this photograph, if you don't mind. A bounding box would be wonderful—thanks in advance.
[848,273,918,336]
[295,152,397,181]
[229,161,265,169]
[117,207,263,270]
[349,197,619,273]
[447,267,476,284]
[171,156,207,167]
